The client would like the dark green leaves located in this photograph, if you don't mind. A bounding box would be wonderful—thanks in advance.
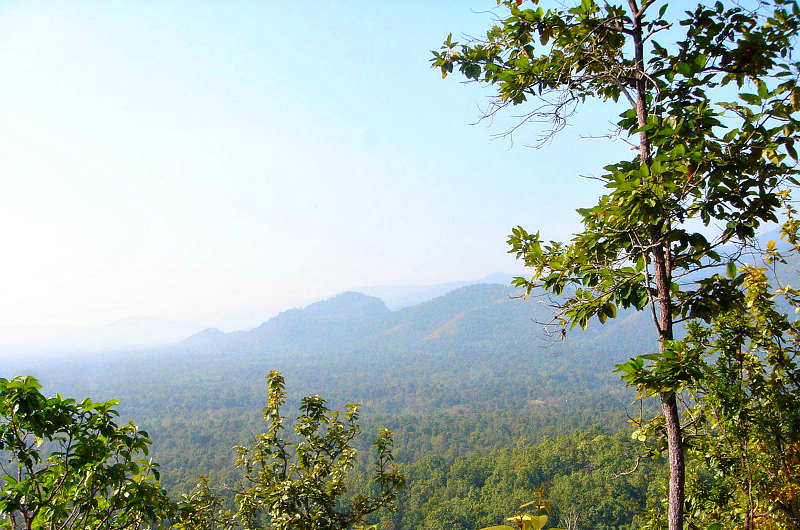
[0,376,173,530]
[615,340,705,399]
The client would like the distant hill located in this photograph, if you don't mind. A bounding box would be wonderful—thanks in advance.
[227,291,390,355]
[1,274,763,494]
[169,282,655,367]
[179,327,227,348]
[8,281,653,396]
[0,274,525,357]
[353,272,523,309]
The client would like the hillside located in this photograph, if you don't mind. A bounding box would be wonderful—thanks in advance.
[4,256,796,503]
[9,248,795,496]
[3,281,662,493]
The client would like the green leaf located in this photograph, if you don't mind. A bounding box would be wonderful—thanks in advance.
[740,93,761,105]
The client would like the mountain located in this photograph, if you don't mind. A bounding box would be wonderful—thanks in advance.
[10,282,652,398]
[169,282,654,368]
[0,281,679,494]
[228,291,390,355]
[0,274,524,357]
[354,272,523,309]
[179,327,227,348]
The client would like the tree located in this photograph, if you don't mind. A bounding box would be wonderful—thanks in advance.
[432,1,800,529]
[619,219,800,528]
[679,212,800,528]
[176,371,404,530]
[684,268,800,528]
[0,375,173,530]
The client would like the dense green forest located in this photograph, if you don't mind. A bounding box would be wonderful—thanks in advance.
[4,0,800,528]
[3,283,653,497]
[3,250,799,529]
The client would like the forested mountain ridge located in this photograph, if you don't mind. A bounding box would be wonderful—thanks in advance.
[172,283,655,361]
[3,254,795,508]
[354,272,522,309]
[180,291,391,355]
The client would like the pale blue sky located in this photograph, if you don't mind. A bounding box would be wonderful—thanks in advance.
[0,1,632,331]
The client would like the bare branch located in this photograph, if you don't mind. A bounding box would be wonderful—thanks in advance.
[613,452,650,478]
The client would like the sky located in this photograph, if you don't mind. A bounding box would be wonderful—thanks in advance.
[0,1,634,333]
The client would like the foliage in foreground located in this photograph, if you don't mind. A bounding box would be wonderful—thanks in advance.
[1,372,403,530]
[0,375,173,530]
[175,370,405,530]
[479,487,564,530]
[616,208,800,529]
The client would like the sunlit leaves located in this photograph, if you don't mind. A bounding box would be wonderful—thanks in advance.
[478,488,565,530]
[230,371,403,530]
[0,376,173,530]
[507,514,548,530]
[681,261,800,527]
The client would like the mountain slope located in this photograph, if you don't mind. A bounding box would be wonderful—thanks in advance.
[354,273,523,309]
[0,281,682,494]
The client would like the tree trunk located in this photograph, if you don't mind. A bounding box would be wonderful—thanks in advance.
[631,0,685,519]
[651,232,684,530]
[662,393,685,530]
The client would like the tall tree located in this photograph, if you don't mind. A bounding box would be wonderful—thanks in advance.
[619,205,800,528]
[432,1,800,528]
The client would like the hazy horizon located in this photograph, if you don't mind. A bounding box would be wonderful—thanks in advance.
[0,270,524,356]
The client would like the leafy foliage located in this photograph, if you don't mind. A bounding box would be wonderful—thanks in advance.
[479,487,563,530]
[177,371,404,530]
[685,280,800,527]
[689,236,800,527]
[0,376,172,530]
[613,204,800,528]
